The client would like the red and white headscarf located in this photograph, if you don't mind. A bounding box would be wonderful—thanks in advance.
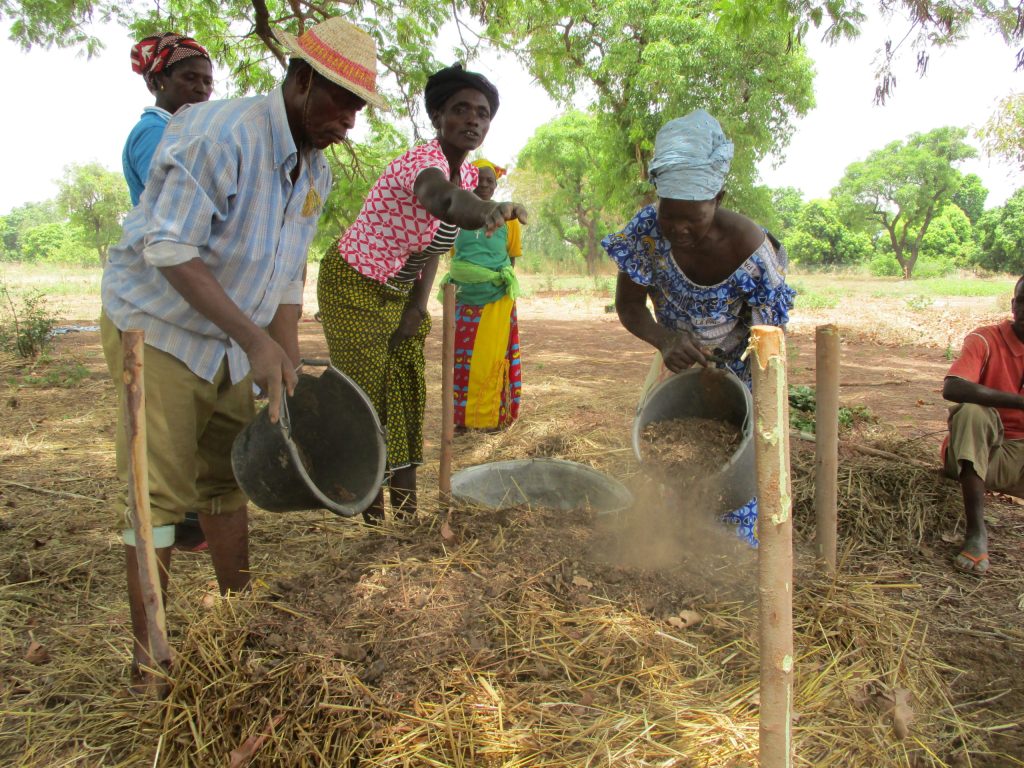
[130,33,210,86]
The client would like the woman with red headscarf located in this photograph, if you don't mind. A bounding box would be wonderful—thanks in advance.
[122,34,214,552]
[123,33,213,206]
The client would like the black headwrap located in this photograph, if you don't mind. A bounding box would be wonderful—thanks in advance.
[424,63,499,118]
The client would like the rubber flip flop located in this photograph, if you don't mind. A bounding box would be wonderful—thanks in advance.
[954,550,990,575]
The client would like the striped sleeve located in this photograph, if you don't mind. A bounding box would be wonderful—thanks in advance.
[143,135,237,258]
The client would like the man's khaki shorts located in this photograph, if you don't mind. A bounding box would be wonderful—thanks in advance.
[944,402,1024,496]
[101,313,254,534]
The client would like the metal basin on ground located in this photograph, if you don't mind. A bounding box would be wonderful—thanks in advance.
[450,458,633,514]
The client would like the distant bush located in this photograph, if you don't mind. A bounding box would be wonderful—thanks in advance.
[0,285,57,358]
[868,254,902,277]
[868,254,955,278]
[912,256,957,278]
[20,222,95,266]
[795,290,840,310]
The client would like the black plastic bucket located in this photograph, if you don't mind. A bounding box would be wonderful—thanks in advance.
[631,367,754,513]
[231,361,385,517]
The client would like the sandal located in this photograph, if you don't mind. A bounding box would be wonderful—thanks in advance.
[954,550,990,575]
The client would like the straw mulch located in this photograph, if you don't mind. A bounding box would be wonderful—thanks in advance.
[2,370,1021,767]
[0,474,997,768]
[790,435,963,551]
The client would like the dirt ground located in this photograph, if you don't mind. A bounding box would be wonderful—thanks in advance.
[2,279,1023,766]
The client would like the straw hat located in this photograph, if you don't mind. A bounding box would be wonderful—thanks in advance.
[274,17,386,109]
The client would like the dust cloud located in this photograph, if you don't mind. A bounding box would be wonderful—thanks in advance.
[591,473,758,601]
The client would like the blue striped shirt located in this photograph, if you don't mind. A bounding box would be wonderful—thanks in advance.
[102,87,331,383]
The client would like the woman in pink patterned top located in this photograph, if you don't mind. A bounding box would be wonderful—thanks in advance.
[318,63,527,524]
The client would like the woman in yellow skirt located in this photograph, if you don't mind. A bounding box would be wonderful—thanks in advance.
[439,159,522,431]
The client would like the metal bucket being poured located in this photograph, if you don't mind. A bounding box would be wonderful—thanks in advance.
[231,361,386,517]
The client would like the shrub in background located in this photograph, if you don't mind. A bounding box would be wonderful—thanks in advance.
[0,285,56,358]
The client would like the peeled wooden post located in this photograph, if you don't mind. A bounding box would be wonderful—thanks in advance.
[814,324,840,573]
[750,325,794,768]
[123,330,172,669]
[438,283,457,503]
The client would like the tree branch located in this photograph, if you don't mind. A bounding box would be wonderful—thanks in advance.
[251,0,286,67]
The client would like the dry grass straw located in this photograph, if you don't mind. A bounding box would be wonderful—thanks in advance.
[0,380,1015,767]
[1,496,986,768]
[790,434,961,550]
[0,352,21,379]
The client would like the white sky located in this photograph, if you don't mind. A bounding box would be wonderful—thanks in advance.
[0,13,1021,214]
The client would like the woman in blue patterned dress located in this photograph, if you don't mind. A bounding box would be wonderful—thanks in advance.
[601,109,795,546]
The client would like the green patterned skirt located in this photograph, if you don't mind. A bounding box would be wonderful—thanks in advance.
[317,250,431,472]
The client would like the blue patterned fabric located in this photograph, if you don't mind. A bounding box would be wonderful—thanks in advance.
[602,205,797,547]
[648,110,734,201]
[601,205,795,386]
[722,498,760,547]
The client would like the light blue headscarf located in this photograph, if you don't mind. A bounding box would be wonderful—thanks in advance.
[648,110,734,201]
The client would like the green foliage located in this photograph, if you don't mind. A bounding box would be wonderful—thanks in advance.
[516,112,627,275]
[921,203,978,266]
[832,126,977,279]
[795,289,840,309]
[976,187,1024,274]
[55,163,131,266]
[788,384,875,434]
[767,186,805,241]
[0,284,56,359]
[734,185,777,231]
[489,0,815,210]
[0,200,63,261]
[978,92,1024,172]
[903,294,933,311]
[951,174,988,225]
[8,355,90,389]
[786,199,872,267]
[868,253,903,277]
[869,252,956,278]
[19,222,95,265]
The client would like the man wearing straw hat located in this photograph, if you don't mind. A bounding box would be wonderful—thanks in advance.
[100,17,384,693]
[942,275,1024,576]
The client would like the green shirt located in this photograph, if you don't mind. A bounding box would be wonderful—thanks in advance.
[452,224,512,306]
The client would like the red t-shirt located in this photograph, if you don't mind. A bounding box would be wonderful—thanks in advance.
[946,321,1024,439]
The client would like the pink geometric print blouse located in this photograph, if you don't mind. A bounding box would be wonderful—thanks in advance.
[337,138,478,283]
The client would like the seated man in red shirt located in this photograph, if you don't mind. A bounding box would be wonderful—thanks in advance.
[942,275,1024,574]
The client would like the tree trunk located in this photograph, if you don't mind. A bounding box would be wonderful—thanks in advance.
[901,242,921,280]
[578,207,601,276]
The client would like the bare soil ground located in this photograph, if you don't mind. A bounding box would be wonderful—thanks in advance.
[1,275,1023,766]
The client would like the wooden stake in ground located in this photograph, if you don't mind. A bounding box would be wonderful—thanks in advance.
[814,324,840,573]
[749,325,794,768]
[122,330,172,670]
[438,283,457,504]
